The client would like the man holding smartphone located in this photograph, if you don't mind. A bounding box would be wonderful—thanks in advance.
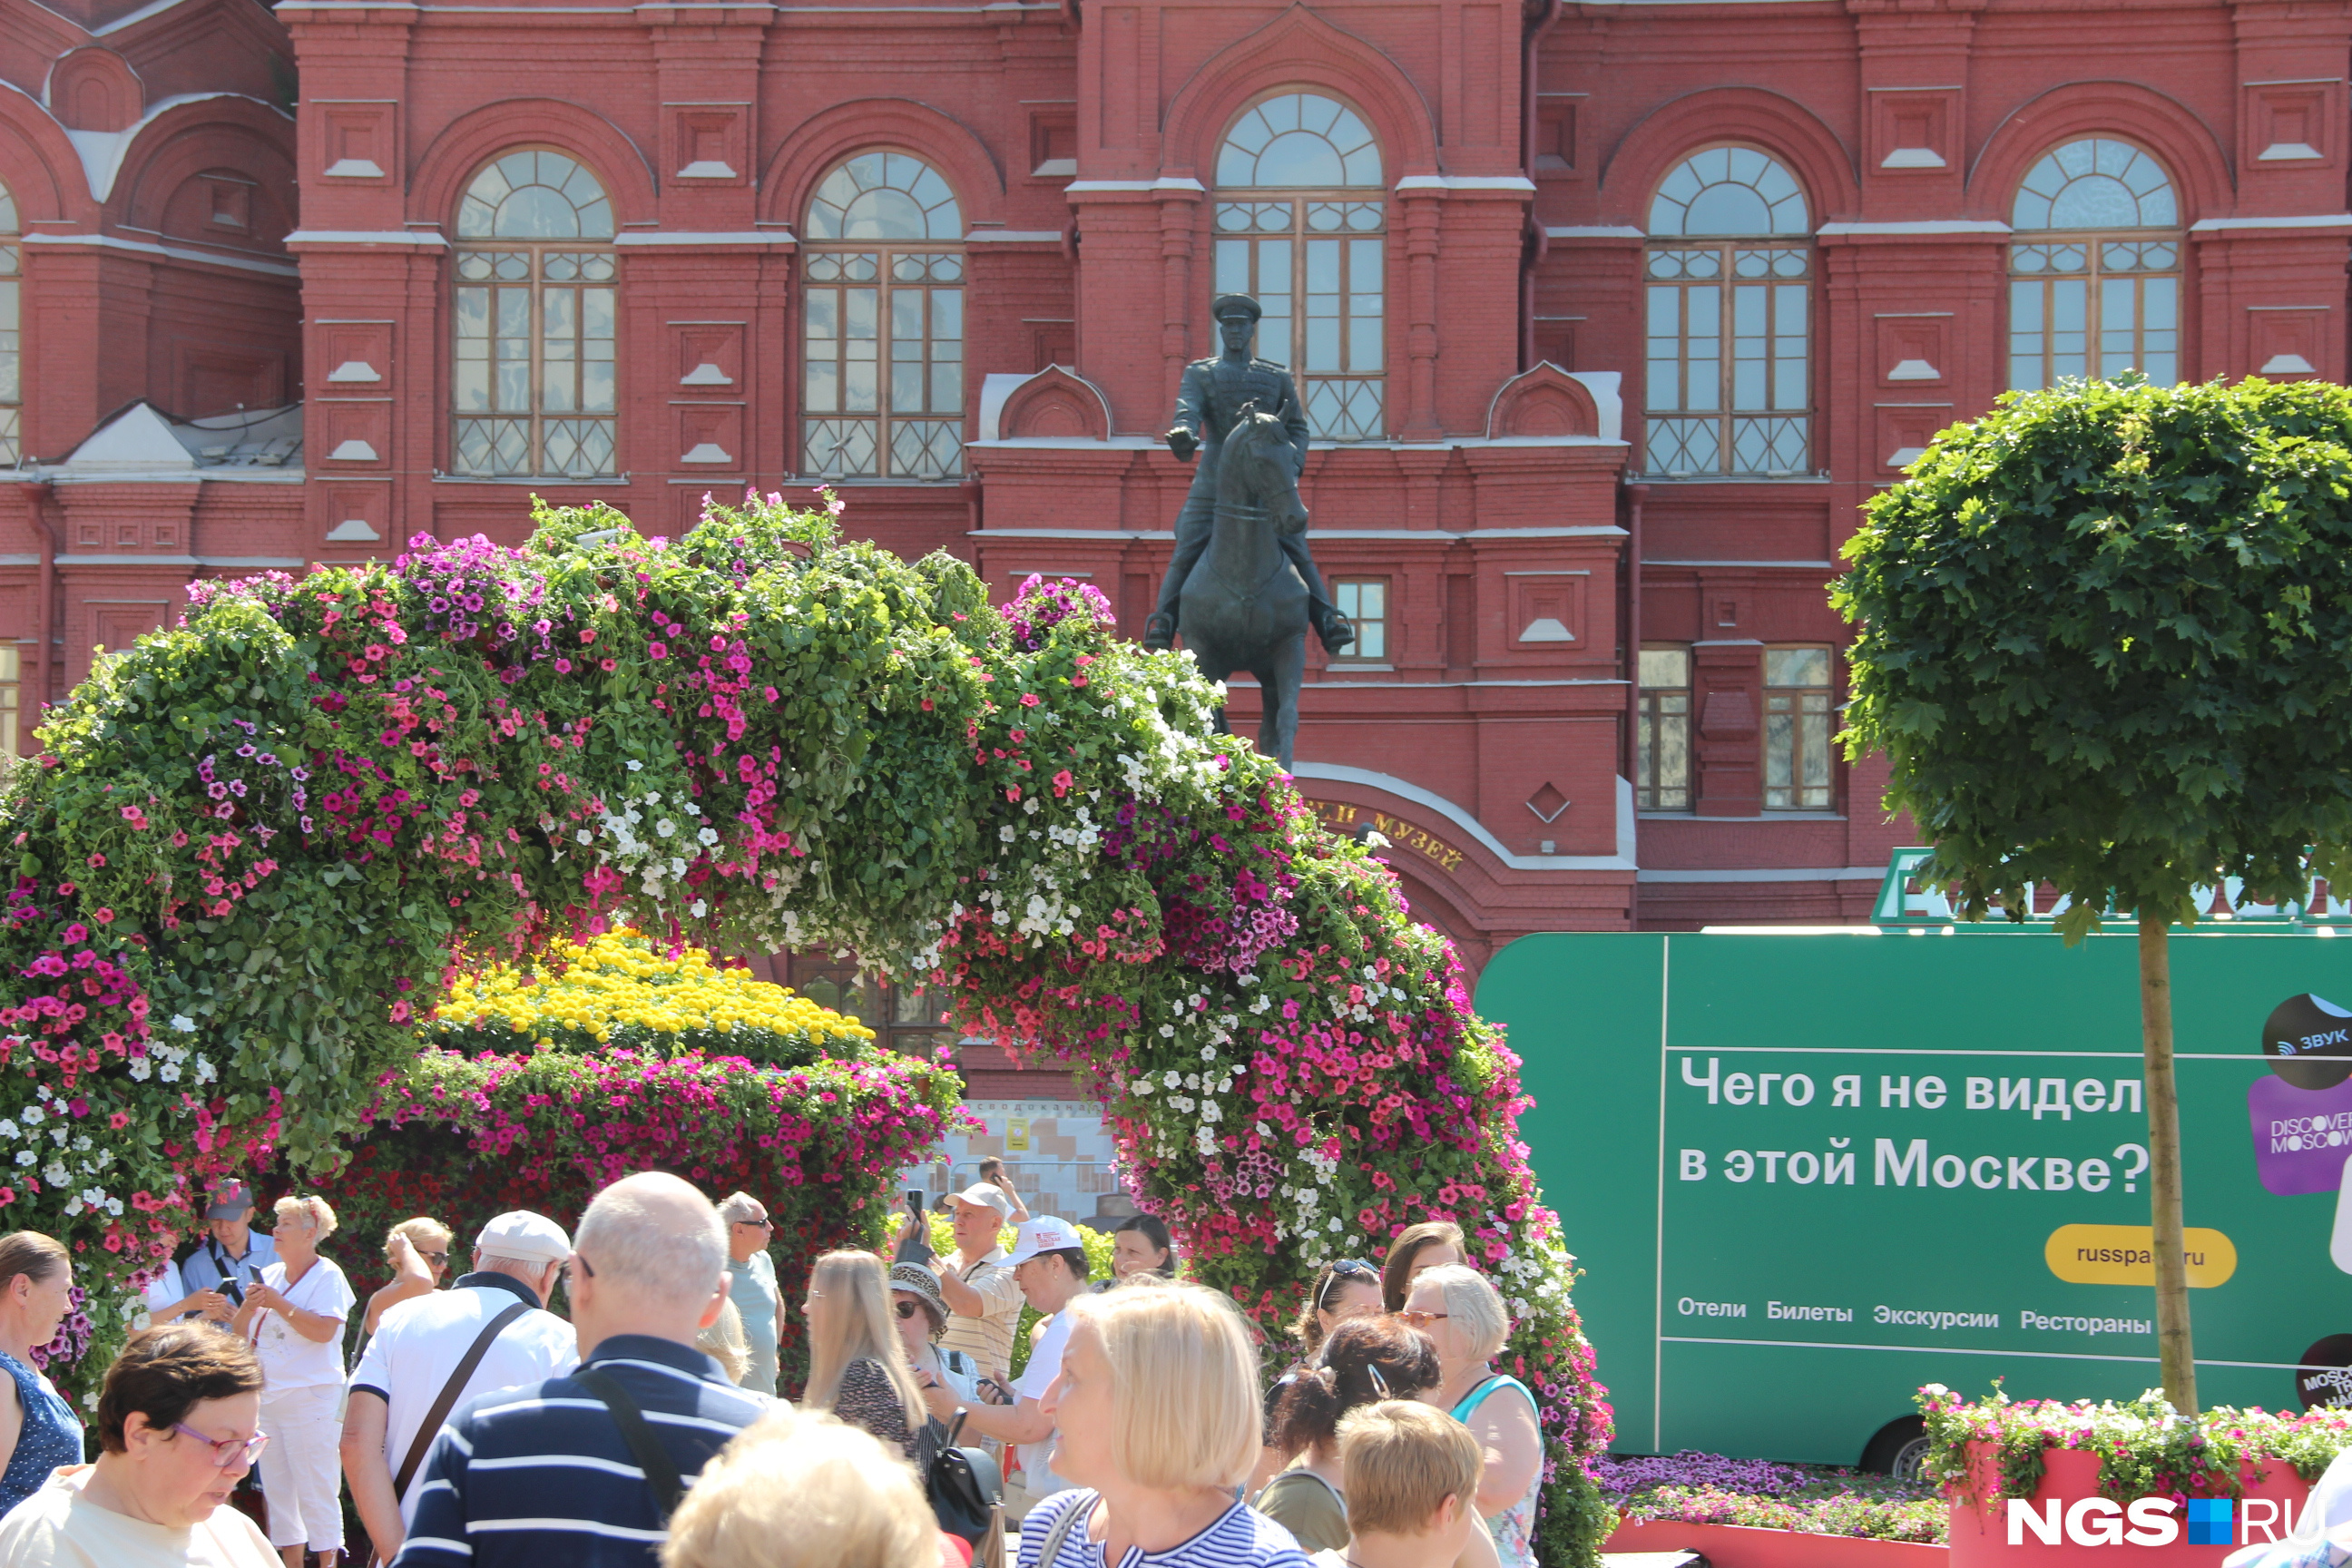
[897,1182,1022,1381]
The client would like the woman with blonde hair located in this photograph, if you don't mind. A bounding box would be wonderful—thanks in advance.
[229,1195,353,1568]
[660,1407,942,1568]
[802,1249,928,1460]
[1402,1265,1540,1568]
[358,1217,453,1338]
[1018,1281,1309,1568]
[698,1297,751,1386]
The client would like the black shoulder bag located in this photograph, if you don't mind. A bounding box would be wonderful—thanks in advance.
[574,1367,685,1524]
[919,1408,1003,1548]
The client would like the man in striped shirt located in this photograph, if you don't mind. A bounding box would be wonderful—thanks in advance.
[391,1172,769,1567]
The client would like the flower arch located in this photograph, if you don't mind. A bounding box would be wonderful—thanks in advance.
[0,493,1613,1565]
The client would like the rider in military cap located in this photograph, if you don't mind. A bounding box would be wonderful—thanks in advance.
[1144,293,1353,654]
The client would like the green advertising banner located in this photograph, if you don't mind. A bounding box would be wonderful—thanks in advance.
[1479,923,2352,1466]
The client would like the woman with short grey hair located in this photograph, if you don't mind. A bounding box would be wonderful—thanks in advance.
[1403,1264,1539,1568]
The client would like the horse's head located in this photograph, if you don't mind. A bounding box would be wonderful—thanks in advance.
[1226,402,1309,534]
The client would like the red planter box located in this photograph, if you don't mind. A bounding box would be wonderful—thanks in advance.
[1947,1445,2310,1567]
[1603,1519,1947,1567]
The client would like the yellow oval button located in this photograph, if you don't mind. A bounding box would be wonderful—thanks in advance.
[2045,1224,2238,1287]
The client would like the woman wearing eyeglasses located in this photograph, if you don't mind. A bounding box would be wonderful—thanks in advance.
[1402,1266,1541,1568]
[803,1250,929,1461]
[358,1219,453,1341]
[0,1322,278,1565]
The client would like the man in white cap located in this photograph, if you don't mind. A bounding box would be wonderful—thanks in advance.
[922,1213,1092,1516]
[341,1210,579,1561]
[912,1182,1024,1381]
[176,1178,278,1306]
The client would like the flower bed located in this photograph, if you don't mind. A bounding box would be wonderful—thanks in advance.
[307,932,959,1388]
[1595,1451,1946,1544]
[0,494,1612,1563]
[1918,1385,2352,1504]
[1920,1386,2352,1565]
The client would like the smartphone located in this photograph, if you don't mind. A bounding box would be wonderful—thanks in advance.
[893,1191,931,1264]
[219,1277,244,1307]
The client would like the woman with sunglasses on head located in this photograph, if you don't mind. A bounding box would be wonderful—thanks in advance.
[0,1322,278,1565]
[1402,1266,1541,1568]
[803,1250,930,1461]
[358,1218,452,1340]
[1250,1259,1384,1492]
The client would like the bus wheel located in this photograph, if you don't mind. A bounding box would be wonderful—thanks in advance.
[1860,1416,1929,1479]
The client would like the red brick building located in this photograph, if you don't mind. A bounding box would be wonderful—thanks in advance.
[1,0,2344,958]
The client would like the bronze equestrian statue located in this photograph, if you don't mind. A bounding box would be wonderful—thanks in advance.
[1173,400,1314,768]
[1143,293,1354,660]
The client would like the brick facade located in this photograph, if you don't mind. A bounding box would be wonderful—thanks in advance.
[0,0,2342,957]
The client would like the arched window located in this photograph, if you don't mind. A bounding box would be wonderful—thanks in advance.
[450,150,617,479]
[1643,147,1812,476]
[800,152,965,480]
[1213,92,1386,441]
[2008,139,2180,390]
[0,178,17,467]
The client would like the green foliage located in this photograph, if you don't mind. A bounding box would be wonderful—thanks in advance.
[1835,377,2352,932]
[0,492,1610,1563]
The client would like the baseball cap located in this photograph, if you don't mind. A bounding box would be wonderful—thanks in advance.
[949,1183,1013,1222]
[1005,1215,1085,1266]
[474,1210,573,1268]
[203,1181,254,1220]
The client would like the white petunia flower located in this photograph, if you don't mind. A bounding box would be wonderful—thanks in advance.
[170,1014,196,1033]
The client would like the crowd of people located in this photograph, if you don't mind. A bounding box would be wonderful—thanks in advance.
[0,1171,1542,1568]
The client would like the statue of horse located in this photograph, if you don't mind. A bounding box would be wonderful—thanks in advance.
[1174,400,1311,769]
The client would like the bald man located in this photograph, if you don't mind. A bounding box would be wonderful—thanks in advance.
[390,1174,770,1568]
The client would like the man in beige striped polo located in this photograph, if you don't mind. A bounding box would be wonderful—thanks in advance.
[927,1182,1024,1381]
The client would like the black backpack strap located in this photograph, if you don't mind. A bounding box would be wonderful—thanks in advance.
[573,1366,684,1524]
[390,1301,532,1500]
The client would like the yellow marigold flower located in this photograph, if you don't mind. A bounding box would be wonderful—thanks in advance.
[427,926,876,1054]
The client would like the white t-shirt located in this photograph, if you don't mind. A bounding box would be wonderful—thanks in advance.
[249,1259,355,1393]
[348,1278,581,1522]
[1013,1308,1075,1497]
[0,1465,278,1567]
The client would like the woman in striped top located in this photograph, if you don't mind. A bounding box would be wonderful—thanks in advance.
[1017,1282,1309,1568]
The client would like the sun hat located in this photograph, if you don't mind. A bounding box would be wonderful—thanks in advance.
[891,1262,950,1332]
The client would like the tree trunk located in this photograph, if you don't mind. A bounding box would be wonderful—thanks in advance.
[2140,908,2197,1416]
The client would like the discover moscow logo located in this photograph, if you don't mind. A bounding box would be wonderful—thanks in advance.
[2008,1495,2292,1547]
